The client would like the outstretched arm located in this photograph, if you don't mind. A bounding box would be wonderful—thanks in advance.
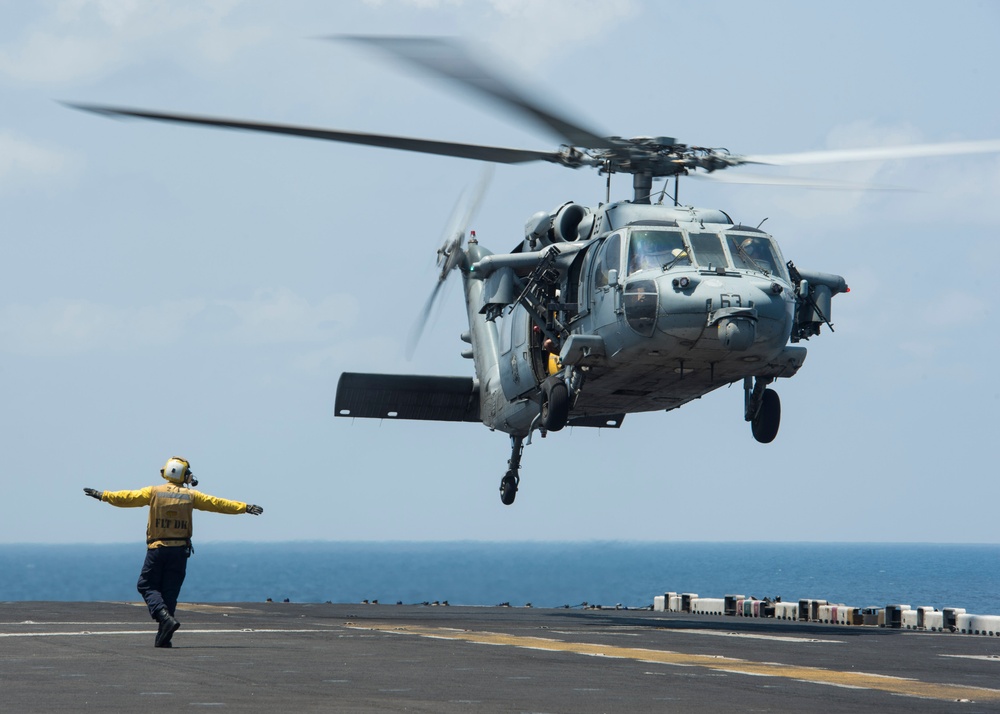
[89,486,153,507]
[190,491,262,515]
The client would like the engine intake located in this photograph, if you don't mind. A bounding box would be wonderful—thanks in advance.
[525,203,594,248]
[553,202,591,242]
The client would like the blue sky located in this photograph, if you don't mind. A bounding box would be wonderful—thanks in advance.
[2,0,998,544]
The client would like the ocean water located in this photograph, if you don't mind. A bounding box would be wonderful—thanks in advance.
[2,542,999,614]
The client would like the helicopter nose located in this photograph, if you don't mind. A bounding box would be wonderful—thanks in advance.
[694,278,789,352]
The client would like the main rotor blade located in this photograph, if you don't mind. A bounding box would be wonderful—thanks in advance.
[66,103,561,165]
[693,171,913,191]
[740,138,1000,167]
[338,36,616,150]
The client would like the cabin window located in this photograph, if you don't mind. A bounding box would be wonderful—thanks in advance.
[594,232,622,287]
[627,230,690,274]
[500,305,527,356]
[688,232,729,271]
[499,309,513,354]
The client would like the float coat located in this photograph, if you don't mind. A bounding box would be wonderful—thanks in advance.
[101,483,247,548]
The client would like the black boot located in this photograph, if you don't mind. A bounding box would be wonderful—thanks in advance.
[154,608,180,648]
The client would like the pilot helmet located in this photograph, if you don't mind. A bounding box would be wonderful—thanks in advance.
[161,457,192,485]
[741,238,757,255]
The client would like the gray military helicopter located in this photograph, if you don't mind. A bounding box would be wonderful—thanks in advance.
[71,37,1000,505]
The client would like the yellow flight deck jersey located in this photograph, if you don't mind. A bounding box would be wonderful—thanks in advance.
[101,483,248,549]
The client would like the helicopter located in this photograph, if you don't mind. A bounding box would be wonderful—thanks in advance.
[70,37,1000,506]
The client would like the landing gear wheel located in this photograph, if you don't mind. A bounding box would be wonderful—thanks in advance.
[751,388,781,444]
[500,470,519,506]
[540,380,570,432]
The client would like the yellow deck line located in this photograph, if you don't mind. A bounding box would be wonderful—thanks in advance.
[351,623,1000,703]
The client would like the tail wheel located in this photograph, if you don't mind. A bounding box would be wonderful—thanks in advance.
[751,388,781,443]
[541,380,570,432]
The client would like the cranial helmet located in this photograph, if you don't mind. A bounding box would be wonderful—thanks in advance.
[161,457,192,484]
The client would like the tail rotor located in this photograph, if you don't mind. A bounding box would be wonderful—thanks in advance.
[406,165,493,358]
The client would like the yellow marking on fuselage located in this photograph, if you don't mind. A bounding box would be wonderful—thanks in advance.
[350,623,1000,703]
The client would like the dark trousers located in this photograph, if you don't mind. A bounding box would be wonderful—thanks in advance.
[137,545,189,620]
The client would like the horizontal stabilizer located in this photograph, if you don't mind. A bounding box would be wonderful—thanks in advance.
[567,414,625,429]
[335,372,480,423]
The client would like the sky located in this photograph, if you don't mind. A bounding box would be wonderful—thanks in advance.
[2,0,999,545]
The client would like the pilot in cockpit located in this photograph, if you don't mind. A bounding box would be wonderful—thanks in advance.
[739,237,775,272]
[629,232,689,273]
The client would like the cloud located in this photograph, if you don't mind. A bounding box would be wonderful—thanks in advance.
[0,132,77,189]
[292,334,404,375]
[483,0,639,66]
[195,23,271,65]
[0,31,116,84]
[0,0,267,84]
[0,289,359,356]
[363,0,463,7]
[357,0,639,66]
[220,288,360,345]
[0,298,201,355]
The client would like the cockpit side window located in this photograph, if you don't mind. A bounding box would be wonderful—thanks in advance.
[726,233,785,279]
[627,230,690,274]
[594,232,621,287]
[688,232,729,271]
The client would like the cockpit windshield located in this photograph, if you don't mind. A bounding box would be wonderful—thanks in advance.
[627,229,690,275]
[687,232,729,271]
[725,232,785,278]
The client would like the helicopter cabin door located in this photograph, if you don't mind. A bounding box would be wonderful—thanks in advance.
[589,231,623,330]
[498,304,538,399]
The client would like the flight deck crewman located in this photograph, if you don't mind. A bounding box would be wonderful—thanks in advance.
[83,457,263,648]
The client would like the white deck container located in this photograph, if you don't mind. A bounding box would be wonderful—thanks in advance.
[691,597,725,615]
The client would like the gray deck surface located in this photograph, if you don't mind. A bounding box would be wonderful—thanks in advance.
[2,601,1000,712]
